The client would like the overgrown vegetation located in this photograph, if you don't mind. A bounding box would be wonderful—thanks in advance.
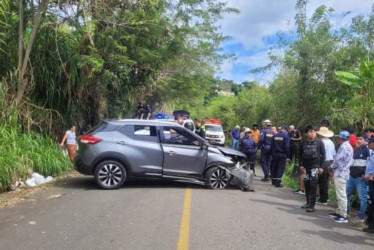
[0,124,71,192]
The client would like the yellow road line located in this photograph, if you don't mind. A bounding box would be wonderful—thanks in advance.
[177,188,191,250]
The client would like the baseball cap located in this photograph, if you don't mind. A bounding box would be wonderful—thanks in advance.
[335,130,349,140]
[244,128,252,133]
[281,125,289,131]
[367,136,374,144]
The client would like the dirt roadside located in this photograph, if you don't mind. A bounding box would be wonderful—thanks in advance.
[0,170,81,208]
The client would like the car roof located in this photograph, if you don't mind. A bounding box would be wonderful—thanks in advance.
[105,119,184,127]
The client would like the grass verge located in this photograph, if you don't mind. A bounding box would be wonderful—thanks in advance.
[0,124,71,192]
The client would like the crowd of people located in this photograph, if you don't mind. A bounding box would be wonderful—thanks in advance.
[135,102,152,119]
[230,119,374,232]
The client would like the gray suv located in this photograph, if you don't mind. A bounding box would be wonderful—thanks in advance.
[75,119,247,190]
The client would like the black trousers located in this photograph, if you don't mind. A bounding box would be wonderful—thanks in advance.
[304,168,318,207]
[367,182,374,229]
[318,161,331,203]
[270,155,286,185]
[290,143,299,165]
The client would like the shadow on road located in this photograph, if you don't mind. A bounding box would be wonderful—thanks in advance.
[301,229,374,246]
[54,175,247,191]
[250,182,374,247]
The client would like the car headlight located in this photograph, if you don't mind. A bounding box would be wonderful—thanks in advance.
[219,135,224,138]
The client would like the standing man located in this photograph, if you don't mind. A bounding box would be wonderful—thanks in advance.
[259,119,274,182]
[329,131,353,223]
[194,119,206,138]
[270,125,290,187]
[251,123,261,146]
[346,132,369,222]
[241,128,257,173]
[289,125,302,165]
[174,115,184,125]
[299,125,325,212]
[364,137,374,233]
[316,126,335,205]
[230,125,240,150]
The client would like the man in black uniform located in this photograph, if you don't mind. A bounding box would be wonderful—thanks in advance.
[271,126,290,187]
[299,125,326,212]
[288,125,302,165]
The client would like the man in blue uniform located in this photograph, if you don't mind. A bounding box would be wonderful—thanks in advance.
[259,119,274,182]
[270,125,290,187]
[241,128,257,173]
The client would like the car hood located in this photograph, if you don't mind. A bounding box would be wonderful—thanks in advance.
[216,146,246,158]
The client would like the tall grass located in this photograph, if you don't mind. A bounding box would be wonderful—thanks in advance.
[0,124,71,192]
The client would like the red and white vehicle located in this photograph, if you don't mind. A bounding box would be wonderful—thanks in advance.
[203,119,225,146]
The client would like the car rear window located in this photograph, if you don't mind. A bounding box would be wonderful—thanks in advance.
[85,122,108,134]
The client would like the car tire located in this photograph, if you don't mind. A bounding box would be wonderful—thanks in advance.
[94,160,126,189]
[205,166,229,190]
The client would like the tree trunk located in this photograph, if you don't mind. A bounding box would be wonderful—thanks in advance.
[16,0,50,105]
[17,0,24,88]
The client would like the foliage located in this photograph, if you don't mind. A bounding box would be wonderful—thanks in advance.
[0,123,71,192]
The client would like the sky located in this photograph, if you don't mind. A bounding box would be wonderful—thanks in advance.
[216,0,374,84]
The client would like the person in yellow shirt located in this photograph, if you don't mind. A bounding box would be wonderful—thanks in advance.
[251,123,260,145]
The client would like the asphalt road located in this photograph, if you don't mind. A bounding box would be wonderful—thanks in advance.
[0,171,373,250]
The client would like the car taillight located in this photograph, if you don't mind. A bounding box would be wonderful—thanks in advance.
[80,135,102,144]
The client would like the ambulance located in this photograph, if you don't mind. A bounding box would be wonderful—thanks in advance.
[204,119,225,147]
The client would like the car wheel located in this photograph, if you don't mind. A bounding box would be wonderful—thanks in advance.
[205,167,229,190]
[94,160,126,189]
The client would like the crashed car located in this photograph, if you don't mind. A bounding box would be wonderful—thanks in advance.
[75,119,253,190]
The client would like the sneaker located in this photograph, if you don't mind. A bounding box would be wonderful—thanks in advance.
[333,216,348,223]
[261,178,270,182]
[301,203,311,209]
[316,200,328,206]
[329,213,340,218]
[294,189,305,195]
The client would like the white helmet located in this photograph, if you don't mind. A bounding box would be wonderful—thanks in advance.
[262,119,272,127]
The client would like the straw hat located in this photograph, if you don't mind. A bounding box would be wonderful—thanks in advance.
[317,127,334,138]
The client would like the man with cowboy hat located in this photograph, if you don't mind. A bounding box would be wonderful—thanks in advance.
[316,126,336,205]
[230,125,241,150]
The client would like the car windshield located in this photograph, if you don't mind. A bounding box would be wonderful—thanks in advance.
[205,125,223,132]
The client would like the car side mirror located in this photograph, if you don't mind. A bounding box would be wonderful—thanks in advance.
[201,141,209,150]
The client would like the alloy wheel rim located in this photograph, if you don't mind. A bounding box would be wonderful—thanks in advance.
[210,169,228,189]
[98,164,123,187]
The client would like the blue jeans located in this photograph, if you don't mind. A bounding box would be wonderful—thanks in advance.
[346,176,368,218]
[231,139,239,149]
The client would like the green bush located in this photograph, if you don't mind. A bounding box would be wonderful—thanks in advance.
[0,124,71,192]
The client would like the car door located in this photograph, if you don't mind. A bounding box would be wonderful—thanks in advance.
[160,126,207,178]
[116,124,163,177]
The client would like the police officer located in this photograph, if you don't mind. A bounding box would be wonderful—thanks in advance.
[241,128,257,173]
[270,125,290,187]
[194,119,206,138]
[299,125,325,212]
[259,119,274,182]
